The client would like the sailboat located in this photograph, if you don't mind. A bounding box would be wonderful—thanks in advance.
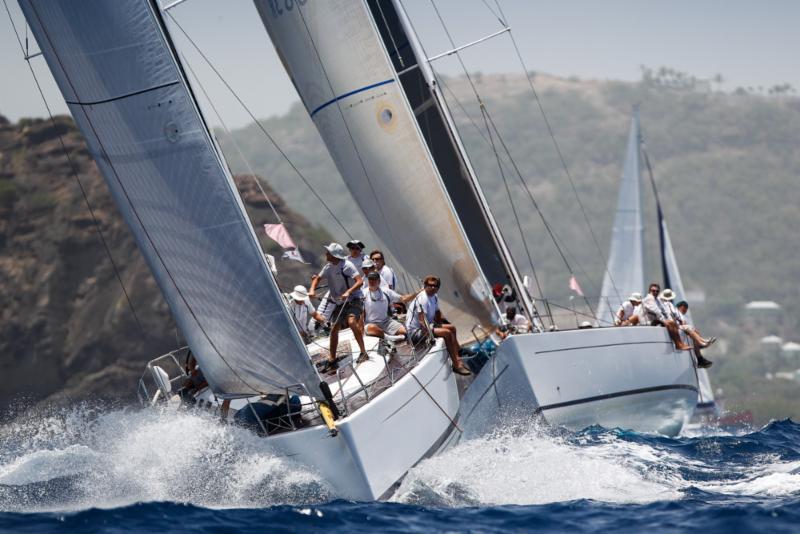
[253,1,699,437]
[596,109,717,425]
[20,0,469,501]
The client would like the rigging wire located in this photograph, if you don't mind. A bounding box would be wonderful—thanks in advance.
[491,0,622,306]
[427,0,559,323]
[2,0,147,338]
[181,53,285,226]
[164,11,353,239]
[436,75,603,297]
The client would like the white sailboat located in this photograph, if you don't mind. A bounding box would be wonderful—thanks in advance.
[20,0,466,501]
[253,1,699,437]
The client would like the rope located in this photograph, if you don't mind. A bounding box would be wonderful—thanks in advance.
[491,0,622,306]
[164,11,352,238]
[3,0,146,338]
[428,0,558,324]
[436,76,603,298]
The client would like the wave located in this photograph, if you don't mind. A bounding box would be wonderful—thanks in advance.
[1,403,798,513]
[0,405,331,512]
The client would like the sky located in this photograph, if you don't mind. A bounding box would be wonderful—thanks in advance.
[1,0,799,128]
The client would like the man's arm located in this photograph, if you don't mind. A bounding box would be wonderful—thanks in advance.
[343,274,363,299]
[308,274,321,299]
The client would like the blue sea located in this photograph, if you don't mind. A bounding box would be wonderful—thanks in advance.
[0,406,798,532]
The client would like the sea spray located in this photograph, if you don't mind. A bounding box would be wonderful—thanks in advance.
[0,404,331,512]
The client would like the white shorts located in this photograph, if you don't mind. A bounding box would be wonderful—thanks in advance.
[369,318,404,335]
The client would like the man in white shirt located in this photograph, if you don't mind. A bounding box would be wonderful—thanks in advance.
[673,299,715,368]
[642,282,690,351]
[308,243,367,370]
[496,306,532,339]
[406,275,471,375]
[287,285,326,342]
[615,293,642,326]
[369,249,396,290]
[346,240,368,299]
[363,272,416,339]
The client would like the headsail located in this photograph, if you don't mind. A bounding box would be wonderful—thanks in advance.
[647,158,718,414]
[21,0,322,398]
[596,111,645,324]
[254,0,500,338]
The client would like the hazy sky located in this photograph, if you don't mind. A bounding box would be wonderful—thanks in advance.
[1,0,798,128]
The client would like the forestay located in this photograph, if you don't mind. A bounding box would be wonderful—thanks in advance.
[20,0,322,398]
[596,112,645,324]
[255,0,496,339]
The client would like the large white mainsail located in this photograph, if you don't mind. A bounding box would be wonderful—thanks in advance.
[20,0,322,398]
[596,111,646,324]
[253,0,502,339]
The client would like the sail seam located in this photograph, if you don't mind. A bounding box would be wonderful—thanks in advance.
[309,78,395,117]
[64,81,181,106]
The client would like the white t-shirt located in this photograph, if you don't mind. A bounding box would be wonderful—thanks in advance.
[378,265,396,290]
[406,291,437,332]
[509,313,530,332]
[364,287,401,324]
[318,259,360,304]
[290,299,315,334]
[615,301,637,324]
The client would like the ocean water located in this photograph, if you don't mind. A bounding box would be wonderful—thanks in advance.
[0,405,798,532]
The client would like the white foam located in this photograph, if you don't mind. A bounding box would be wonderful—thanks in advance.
[393,427,683,506]
[0,407,331,513]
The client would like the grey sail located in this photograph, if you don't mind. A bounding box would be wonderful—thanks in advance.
[254,0,505,339]
[20,0,322,398]
[596,112,645,324]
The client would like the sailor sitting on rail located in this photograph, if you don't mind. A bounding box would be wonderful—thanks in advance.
[496,305,532,339]
[287,285,326,342]
[406,275,471,376]
[363,271,416,341]
[308,243,367,370]
[673,298,715,369]
[642,283,690,351]
[615,292,643,326]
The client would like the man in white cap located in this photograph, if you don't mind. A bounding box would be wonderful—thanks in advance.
[615,293,642,326]
[287,285,326,342]
[666,294,714,368]
[308,243,367,370]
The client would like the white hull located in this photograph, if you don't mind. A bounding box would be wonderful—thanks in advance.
[174,338,459,501]
[460,327,698,437]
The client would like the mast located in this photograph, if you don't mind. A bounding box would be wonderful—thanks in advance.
[20,0,322,398]
[385,0,535,320]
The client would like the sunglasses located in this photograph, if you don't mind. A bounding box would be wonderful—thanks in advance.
[371,256,383,261]
[425,283,440,289]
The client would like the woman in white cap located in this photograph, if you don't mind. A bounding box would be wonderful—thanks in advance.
[287,285,326,342]
[615,292,643,326]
